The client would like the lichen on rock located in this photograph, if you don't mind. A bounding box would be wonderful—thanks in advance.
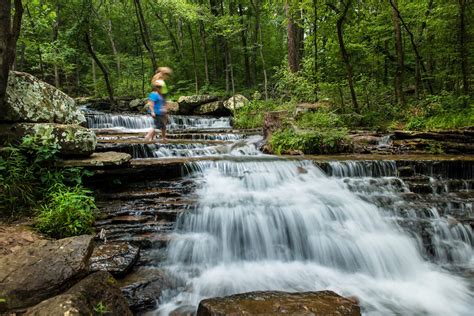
[3,71,86,125]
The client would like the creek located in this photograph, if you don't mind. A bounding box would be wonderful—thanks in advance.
[87,111,473,315]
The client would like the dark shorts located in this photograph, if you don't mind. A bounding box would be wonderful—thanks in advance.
[152,115,167,129]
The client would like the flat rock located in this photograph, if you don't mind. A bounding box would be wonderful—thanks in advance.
[167,101,179,114]
[25,271,132,316]
[117,267,173,312]
[0,123,97,157]
[197,291,361,316]
[59,151,131,168]
[90,242,140,277]
[0,235,94,311]
[178,95,218,114]
[3,71,86,125]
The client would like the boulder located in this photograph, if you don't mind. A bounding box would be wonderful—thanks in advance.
[178,95,218,114]
[117,267,173,312]
[197,291,361,316]
[90,242,140,277]
[193,101,230,116]
[166,101,179,114]
[0,123,97,157]
[0,235,94,311]
[3,71,86,125]
[222,94,249,112]
[129,98,147,111]
[25,271,132,316]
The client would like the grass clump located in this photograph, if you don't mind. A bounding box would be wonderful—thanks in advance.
[36,184,97,238]
[233,100,280,129]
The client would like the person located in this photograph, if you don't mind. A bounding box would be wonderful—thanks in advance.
[151,67,172,97]
[145,80,167,142]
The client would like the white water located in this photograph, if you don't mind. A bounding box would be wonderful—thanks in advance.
[155,160,473,315]
[85,112,231,132]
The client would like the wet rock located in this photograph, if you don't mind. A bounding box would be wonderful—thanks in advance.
[197,291,361,316]
[90,242,140,277]
[3,71,86,125]
[0,123,97,157]
[25,271,132,316]
[59,151,131,168]
[193,101,230,116]
[0,235,94,311]
[178,95,218,114]
[223,94,249,112]
[117,267,173,312]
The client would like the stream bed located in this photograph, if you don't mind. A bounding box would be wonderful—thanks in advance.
[87,112,473,315]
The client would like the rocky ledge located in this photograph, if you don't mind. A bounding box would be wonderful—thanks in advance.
[197,291,361,316]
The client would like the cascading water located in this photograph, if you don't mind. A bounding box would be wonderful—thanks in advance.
[155,158,473,315]
[85,112,231,132]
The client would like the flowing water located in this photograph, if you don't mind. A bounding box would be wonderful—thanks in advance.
[153,158,473,315]
[86,111,473,315]
[85,112,231,132]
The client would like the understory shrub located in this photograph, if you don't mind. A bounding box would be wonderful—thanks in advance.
[36,184,97,239]
[296,111,343,129]
[270,128,351,154]
[233,100,280,129]
[0,135,96,238]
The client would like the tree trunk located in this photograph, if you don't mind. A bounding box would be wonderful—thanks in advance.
[251,0,268,100]
[313,0,319,99]
[0,0,23,110]
[458,0,469,99]
[133,0,157,71]
[106,19,121,78]
[84,32,115,107]
[52,0,61,88]
[334,0,359,113]
[238,3,251,86]
[187,24,199,94]
[199,21,210,84]
[25,5,44,78]
[286,0,300,73]
[391,0,405,105]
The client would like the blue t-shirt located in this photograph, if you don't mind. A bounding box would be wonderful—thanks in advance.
[148,92,164,115]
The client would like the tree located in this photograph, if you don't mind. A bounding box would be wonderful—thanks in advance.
[458,0,469,99]
[328,0,359,113]
[390,0,405,106]
[0,0,23,110]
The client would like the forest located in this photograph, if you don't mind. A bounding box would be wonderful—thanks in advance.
[3,0,474,131]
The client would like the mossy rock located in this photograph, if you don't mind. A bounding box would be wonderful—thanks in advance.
[0,123,97,157]
[2,71,86,125]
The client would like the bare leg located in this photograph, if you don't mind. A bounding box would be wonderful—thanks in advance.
[161,128,167,143]
[145,128,155,141]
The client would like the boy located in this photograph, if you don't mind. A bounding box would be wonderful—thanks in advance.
[145,80,167,142]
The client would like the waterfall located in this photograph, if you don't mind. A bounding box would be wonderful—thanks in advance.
[156,159,473,315]
[85,112,231,131]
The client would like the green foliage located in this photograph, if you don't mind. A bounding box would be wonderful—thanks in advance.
[270,128,350,155]
[296,111,343,129]
[0,136,95,236]
[405,94,474,130]
[0,147,36,215]
[93,301,111,315]
[233,100,280,129]
[36,184,97,239]
[274,60,318,102]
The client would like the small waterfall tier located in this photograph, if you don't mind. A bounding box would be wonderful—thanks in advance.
[156,159,473,315]
[85,112,231,131]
